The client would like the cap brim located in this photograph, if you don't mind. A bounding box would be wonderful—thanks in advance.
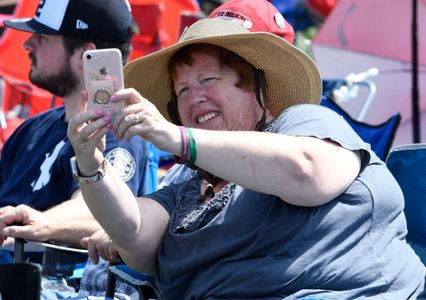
[4,18,59,35]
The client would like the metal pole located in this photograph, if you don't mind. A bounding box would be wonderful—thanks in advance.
[412,0,420,142]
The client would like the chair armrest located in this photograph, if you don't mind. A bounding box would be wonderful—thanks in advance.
[13,238,88,280]
[109,264,160,299]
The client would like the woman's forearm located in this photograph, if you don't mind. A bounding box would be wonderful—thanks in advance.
[80,167,142,245]
[185,129,360,206]
[79,166,169,268]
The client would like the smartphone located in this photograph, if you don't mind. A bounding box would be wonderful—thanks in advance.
[83,48,124,116]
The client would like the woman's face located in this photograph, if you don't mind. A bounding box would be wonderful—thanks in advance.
[172,52,262,131]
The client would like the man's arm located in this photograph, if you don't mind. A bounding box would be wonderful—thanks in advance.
[45,188,93,221]
[0,189,101,248]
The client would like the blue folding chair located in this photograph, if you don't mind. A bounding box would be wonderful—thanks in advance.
[320,96,401,161]
[386,143,426,264]
[106,262,159,300]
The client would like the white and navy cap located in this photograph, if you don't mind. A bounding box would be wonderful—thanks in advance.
[4,0,132,43]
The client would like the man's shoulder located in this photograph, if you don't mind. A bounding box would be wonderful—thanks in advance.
[14,107,63,132]
[3,107,66,149]
[25,106,65,121]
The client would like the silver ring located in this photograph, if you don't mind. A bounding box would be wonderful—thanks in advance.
[130,114,141,125]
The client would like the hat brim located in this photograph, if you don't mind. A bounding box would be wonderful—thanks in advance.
[4,18,59,35]
[124,18,322,123]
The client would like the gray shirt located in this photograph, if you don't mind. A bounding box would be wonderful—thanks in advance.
[146,104,425,300]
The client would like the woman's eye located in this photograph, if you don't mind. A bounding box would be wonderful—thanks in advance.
[201,77,219,84]
[177,86,189,97]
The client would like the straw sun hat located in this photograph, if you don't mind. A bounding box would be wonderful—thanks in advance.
[124,18,322,123]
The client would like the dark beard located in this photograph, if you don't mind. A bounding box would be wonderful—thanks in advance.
[29,56,79,98]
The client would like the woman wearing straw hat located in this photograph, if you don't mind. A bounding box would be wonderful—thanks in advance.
[67,4,425,299]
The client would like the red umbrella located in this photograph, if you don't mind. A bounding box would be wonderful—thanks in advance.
[312,0,426,145]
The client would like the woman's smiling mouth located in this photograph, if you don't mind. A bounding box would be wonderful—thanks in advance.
[197,111,219,124]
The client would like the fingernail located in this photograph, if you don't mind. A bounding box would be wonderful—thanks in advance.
[109,95,117,103]
[95,109,103,116]
[106,124,112,129]
[103,115,111,123]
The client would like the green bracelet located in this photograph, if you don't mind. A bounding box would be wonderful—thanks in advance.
[187,128,197,164]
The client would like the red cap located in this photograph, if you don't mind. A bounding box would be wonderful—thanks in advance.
[208,0,294,44]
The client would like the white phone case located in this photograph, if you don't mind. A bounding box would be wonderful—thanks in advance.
[83,48,124,115]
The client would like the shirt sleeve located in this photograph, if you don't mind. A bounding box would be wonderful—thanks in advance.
[145,184,180,216]
[276,104,372,170]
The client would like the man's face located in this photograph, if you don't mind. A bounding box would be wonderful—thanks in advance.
[23,33,79,97]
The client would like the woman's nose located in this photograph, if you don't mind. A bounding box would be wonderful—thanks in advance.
[188,85,207,104]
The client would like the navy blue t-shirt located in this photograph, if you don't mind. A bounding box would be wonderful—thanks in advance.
[0,106,148,211]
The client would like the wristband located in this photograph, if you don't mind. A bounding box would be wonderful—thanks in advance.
[187,128,197,164]
[174,126,190,164]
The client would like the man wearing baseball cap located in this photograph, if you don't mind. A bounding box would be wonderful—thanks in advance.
[0,0,149,298]
[4,0,133,43]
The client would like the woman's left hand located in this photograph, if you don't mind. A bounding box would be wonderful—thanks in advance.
[67,91,111,176]
[81,229,121,264]
[109,88,180,153]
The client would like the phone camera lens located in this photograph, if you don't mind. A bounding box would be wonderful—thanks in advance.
[86,54,92,60]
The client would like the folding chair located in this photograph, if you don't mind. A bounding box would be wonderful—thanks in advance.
[128,0,170,61]
[13,238,88,288]
[106,263,159,300]
[6,238,80,299]
[12,236,157,299]
[320,96,401,161]
[161,0,200,42]
[386,143,426,264]
[0,262,41,300]
[128,0,201,62]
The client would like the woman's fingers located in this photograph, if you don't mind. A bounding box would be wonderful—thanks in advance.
[112,88,144,106]
[68,110,100,141]
[108,245,121,262]
[85,237,100,264]
[80,237,89,249]
[68,110,108,148]
[82,231,121,264]
[108,88,176,149]
[79,91,89,113]
[113,111,144,141]
[78,114,108,141]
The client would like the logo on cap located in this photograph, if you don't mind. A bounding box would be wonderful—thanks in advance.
[35,0,46,17]
[215,10,253,29]
[76,19,88,30]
